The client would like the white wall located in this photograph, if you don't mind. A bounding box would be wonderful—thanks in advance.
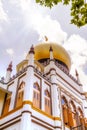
[3,122,20,130]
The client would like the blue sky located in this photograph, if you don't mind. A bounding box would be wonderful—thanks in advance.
[0,0,87,91]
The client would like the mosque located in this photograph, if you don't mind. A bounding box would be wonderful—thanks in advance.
[0,40,87,130]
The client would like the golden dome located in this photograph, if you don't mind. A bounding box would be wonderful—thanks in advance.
[34,42,71,70]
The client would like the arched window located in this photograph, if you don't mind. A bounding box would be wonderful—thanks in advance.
[61,96,68,125]
[3,94,11,115]
[78,107,84,128]
[84,118,87,129]
[33,82,40,108]
[68,100,77,128]
[16,81,25,108]
[44,89,51,115]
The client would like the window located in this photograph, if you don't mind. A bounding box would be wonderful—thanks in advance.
[69,101,77,127]
[16,81,25,108]
[44,89,51,115]
[78,107,84,129]
[61,96,68,125]
[3,94,11,115]
[33,82,40,108]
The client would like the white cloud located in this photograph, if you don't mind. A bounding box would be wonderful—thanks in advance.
[1,0,87,92]
[12,0,67,43]
[31,15,67,43]
[64,34,87,54]
[0,0,8,22]
[64,34,87,91]
[6,48,14,56]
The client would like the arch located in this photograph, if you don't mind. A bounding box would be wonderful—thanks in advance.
[33,82,40,108]
[44,89,50,97]
[61,95,68,106]
[77,107,84,128]
[33,82,40,90]
[44,89,51,115]
[18,81,25,90]
[3,94,11,115]
[78,107,83,116]
[16,81,25,108]
[69,100,76,112]
[68,100,77,128]
[61,95,69,125]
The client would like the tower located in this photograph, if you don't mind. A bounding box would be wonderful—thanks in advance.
[5,62,12,83]
[0,41,87,130]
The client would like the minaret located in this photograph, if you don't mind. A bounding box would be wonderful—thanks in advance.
[49,47,61,129]
[75,69,82,86]
[5,62,12,83]
[20,45,35,130]
[49,46,53,60]
[49,46,54,67]
[24,45,35,101]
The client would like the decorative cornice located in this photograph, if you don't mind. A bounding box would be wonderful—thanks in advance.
[0,105,22,119]
[0,100,61,122]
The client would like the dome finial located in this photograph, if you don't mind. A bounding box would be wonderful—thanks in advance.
[44,36,48,42]
[49,46,54,60]
[29,45,35,54]
[49,46,53,52]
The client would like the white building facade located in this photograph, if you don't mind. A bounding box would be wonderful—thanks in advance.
[0,42,87,130]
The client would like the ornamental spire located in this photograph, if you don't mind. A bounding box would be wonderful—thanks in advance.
[75,69,78,77]
[29,45,35,54]
[75,69,82,86]
[49,46,53,52]
[49,46,54,60]
[7,61,12,72]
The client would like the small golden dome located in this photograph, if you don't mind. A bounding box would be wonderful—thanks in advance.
[34,42,71,70]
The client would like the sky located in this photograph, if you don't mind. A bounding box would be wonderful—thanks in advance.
[0,0,87,92]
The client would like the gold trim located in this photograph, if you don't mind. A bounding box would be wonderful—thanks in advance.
[0,105,22,119]
[23,100,32,106]
[54,117,61,121]
[0,100,61,121]
[32,105,54,120]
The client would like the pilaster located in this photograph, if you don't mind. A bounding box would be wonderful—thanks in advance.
[9,78,19,111]
[41,79,45,111]
[50,68,61,129]
[20,45,35,130]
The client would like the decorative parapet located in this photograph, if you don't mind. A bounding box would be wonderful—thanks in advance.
[55,62,80,86]
[34,67,51,83]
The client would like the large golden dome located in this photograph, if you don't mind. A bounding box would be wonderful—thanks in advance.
[34,42,71,70]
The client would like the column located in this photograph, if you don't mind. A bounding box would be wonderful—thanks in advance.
[20,45,35,130]
[58,87,65,130]
[50,69,61,130]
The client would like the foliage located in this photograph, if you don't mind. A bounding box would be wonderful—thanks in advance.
[36,0,87,27]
